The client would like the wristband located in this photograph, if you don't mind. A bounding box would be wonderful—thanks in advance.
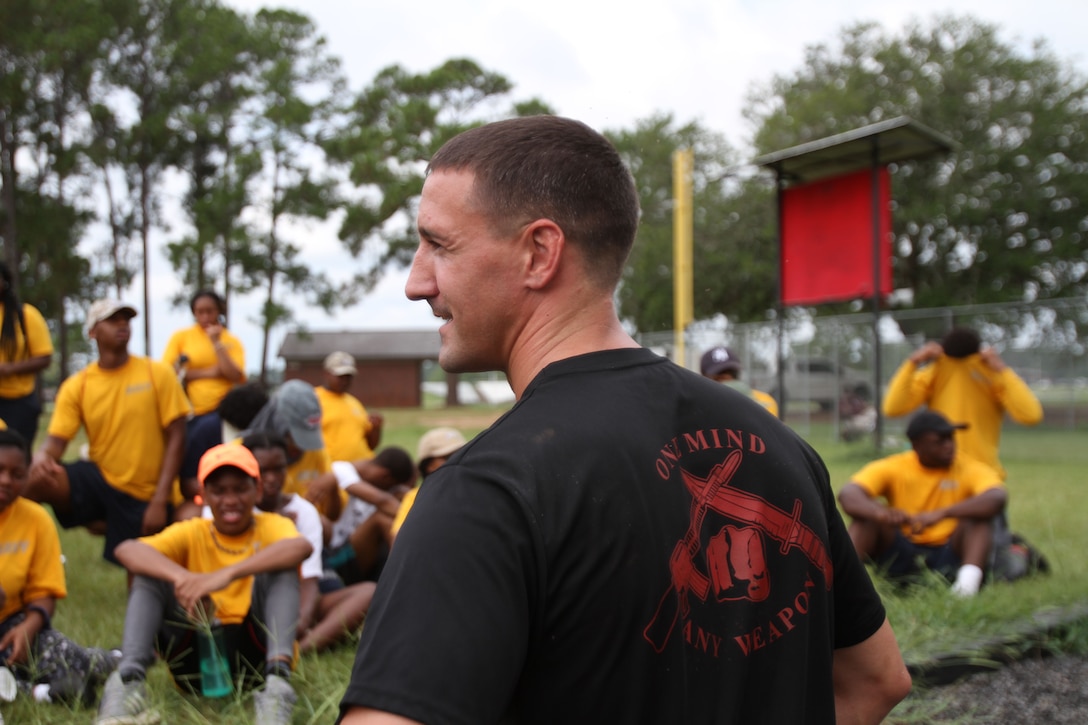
[25,604,51,630]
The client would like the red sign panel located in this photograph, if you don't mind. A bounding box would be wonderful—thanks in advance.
[780,167,892,306]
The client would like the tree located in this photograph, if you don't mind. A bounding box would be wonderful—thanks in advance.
[163,1,261,314]
[0,0,114,376]
[326,58,552,290]
[607,114,776,333]
[745,15,1088,310]
[243,8,349,385]
[101,0,219,354]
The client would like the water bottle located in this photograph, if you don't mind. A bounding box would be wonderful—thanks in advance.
[197,619,232,698]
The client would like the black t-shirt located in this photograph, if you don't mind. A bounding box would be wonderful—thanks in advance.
[340,348,885,724]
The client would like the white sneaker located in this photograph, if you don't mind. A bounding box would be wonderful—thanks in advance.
[95,671,160,725]
[0,665,16,703]
[253,674,297,725]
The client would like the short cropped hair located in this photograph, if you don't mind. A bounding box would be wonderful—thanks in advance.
[218,383,270,430]
[940,327,981,359]
[0,428,30,465]
[427,115,640,289]
[373,446,416,486]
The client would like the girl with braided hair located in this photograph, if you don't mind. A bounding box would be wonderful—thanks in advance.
[0,264,53,443]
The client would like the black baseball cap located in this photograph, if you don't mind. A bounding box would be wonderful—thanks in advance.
[701,346,742,377]
[906,411,968,441]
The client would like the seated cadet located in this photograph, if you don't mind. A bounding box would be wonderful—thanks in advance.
[699,346,779,417]
[324,447,415,585]
[0,430,117,706]
[838,411,1007,597]
[245,380,344,522]
[27,300,190,564]
[96,444,311,725]
[242,431,376,653]
[390,427,467,541]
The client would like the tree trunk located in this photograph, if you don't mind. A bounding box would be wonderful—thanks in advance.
[0,117,19,287]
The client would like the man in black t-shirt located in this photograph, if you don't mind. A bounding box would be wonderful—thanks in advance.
[338,116,912,725]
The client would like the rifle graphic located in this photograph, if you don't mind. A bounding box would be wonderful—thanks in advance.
[644,449,743,653]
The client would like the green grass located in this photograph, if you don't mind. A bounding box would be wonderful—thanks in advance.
[6,407,1086,722]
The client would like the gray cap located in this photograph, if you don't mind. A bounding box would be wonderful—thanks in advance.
[275,380,324,451]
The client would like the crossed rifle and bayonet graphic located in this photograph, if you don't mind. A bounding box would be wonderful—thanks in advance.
[643,449,835,653]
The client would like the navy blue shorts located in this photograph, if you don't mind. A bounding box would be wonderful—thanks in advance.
[55,460,152,565]
[877,531,961,579]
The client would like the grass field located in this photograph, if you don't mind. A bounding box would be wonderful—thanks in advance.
[4,404,1086,723]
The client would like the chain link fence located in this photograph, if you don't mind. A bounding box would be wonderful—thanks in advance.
[638,297,1087,436]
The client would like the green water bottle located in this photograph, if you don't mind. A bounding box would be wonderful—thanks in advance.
[197,619,232,698]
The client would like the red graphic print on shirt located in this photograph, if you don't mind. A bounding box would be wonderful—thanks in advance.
[643,448,834,654]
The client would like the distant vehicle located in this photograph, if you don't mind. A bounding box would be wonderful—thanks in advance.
[751,356,871,412]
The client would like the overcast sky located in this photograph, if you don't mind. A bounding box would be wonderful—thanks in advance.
[134,0,1086,370]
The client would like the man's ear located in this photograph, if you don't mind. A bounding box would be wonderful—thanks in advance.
[523,219,564,290]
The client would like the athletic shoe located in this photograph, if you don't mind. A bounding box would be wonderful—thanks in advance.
[0,665,16,703]
[95,671,160,725]
[253,674,296,725]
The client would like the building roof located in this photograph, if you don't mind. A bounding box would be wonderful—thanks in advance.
[752,116,957,185]
[278,329,441,362]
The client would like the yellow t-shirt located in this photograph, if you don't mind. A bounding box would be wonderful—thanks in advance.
[849,450,1004,546]
[390,485,418,537]
[285,447,346,519]
[48,356,192,501]
[0,303,54,398]
[137,513,300,625]
[883,355,1043,479]
[752,389,779,418]
[314,387,374,462]
[0,497,67,621]
[162,324,246,415]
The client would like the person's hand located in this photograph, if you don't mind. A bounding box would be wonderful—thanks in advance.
[174,571,230,617]
[875,507,910,527]
[909,510,945,534]
[141,498,170,536]
[205,323,224,344]
[29,451,63,486]
[978,347,1007,372]
[0,621,32,666]
[909,342,944,365]
[368,412,384,429]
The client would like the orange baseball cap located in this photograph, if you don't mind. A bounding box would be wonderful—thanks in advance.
[198,443,261,485]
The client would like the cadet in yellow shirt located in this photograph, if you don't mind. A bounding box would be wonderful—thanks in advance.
[162,289,246,417]
[314,351,383,463]
[839,411,1007,597]
[246,380,346,521]
[26,300,191,564]
[883,327,1042,480]
[699,346,779,418]
[0,429,118,704]
[0,262,54,443]
[98,444,310,725]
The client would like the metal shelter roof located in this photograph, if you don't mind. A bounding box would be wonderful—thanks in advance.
[752,116,957,184]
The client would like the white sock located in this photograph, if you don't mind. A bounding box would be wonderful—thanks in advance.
[951,564,983,596]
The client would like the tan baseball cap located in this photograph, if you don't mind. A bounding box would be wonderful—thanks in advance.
[417,427,466,464]
[84,299,137,337]
[324,351,357,376]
